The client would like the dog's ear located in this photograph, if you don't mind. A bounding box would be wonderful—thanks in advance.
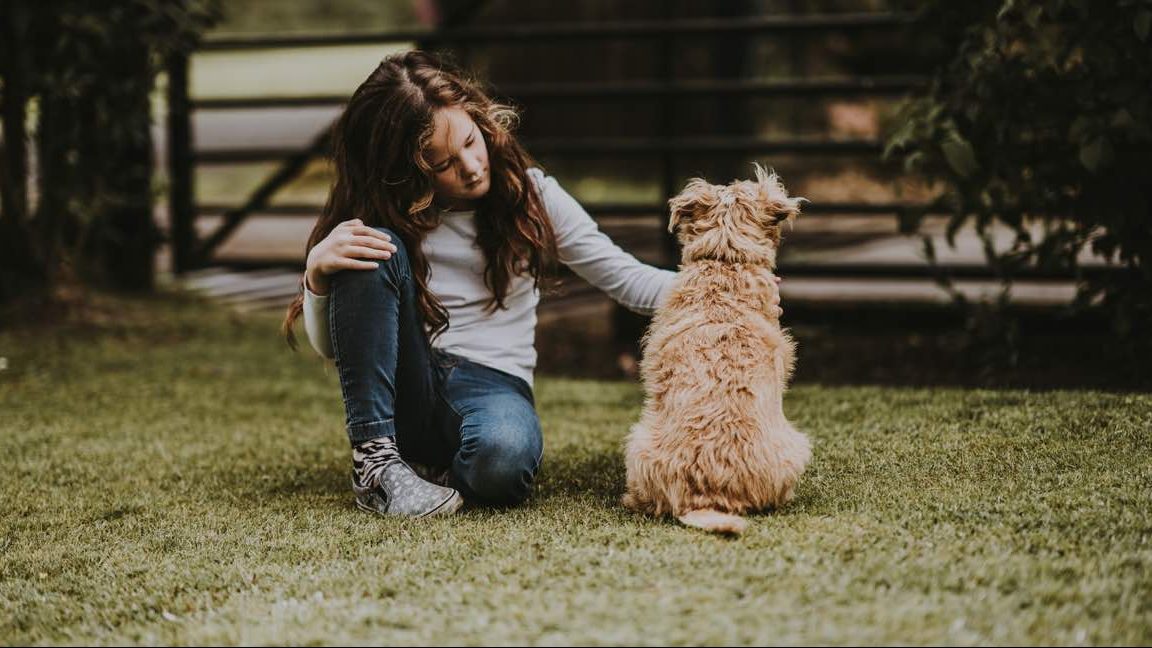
[752,163,804,225]
[667,177,718,234]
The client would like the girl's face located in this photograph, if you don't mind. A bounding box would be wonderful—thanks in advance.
[423,106,490,210]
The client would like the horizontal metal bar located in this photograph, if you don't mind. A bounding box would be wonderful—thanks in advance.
[197,201,944,217]
[193,148,321,164]
[191,76,926,110]
[529,137,883,155]
[201,12,916,50]
[194,96,347,110]
[497,76,926,99]
[204,256,1115,282]
[774,263,1120,281]
[193,137,882,163]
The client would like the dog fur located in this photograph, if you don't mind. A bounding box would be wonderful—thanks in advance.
[622,163,812,535]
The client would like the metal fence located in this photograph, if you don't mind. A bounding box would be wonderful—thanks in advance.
[167,10,1096,285]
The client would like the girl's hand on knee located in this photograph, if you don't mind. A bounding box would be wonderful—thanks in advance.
[305,219,399,295]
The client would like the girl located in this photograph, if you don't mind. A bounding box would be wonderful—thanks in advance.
[281,50,781,517]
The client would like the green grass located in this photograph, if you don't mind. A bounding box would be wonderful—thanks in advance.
[1,291,1149,645]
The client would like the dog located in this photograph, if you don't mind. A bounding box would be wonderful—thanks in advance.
[622,163,811,535]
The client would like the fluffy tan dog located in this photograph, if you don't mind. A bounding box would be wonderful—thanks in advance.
[622,163,811,535]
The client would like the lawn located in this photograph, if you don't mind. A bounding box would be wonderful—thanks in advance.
[1,290,1149,645]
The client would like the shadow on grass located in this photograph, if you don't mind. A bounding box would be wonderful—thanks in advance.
[535,447,625,502]
[213,461,347,503]
[221,445,633,513]
[530,442,838,525]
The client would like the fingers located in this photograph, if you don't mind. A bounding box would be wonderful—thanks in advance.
[335,258,379,271]
[343,245,392,260]
[318,256,379,274]
[336,218,364,234]
[338,219,392,240]
[349,234,396,253]
[351,226,392,243]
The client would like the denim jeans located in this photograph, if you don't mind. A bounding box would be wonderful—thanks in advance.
[327,227,543,505]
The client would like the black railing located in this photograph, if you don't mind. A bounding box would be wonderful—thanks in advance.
[197,201,946,217]
[199,13,915,50]
[193,76,924,110]
[170,11,939,274]
[192,137,886,164]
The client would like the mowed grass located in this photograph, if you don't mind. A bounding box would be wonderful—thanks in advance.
[1,290,1149,646]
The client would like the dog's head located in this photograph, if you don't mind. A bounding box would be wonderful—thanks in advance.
[667,163,803,268]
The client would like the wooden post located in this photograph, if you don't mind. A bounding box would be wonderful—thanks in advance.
[658,2,678,269]
[167,52,196,273]
[610,1,681,378]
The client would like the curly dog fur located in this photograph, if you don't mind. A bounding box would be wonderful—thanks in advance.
[622,164,812,535]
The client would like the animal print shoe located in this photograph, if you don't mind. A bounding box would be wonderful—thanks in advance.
[351,437,463,518]
[409,461,452,488]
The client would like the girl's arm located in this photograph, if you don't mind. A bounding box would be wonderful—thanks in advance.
[529,167,676,315]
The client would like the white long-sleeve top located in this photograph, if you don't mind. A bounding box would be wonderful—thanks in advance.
[303,167,676,386]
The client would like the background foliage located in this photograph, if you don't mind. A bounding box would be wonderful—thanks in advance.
[0,0,220,306]
[886,0,1152,343]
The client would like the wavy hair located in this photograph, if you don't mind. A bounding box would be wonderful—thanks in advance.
[282,50,557,349]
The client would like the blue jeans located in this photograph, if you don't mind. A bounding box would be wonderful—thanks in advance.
[327,228,543,506]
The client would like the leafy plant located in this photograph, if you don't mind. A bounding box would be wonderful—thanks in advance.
[0,1,220,306]
[885,0,1152,344]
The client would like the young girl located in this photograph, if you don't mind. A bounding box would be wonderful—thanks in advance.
[281,50,781,518]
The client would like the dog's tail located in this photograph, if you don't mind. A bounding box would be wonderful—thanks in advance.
[677,509,749,535]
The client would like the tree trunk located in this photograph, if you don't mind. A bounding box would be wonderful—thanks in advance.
[0,2,47,305]
[35,7,158,293]
[90,32,156,292]
[34,85,78,288]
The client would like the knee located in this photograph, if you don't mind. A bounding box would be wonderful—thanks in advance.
[370,227,408,260]
[456,425,542,506]
[332,227,410,288]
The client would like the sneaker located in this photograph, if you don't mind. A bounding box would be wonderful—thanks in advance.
[351,437,463,518]
[409,461,452,488]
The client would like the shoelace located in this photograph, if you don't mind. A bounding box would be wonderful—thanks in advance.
[353,438,405,489]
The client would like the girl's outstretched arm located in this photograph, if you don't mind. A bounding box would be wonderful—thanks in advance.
[529,168,676,315]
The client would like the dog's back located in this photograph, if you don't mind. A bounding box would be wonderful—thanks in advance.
[622,166,811,534]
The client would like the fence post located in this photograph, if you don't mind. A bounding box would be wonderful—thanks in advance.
[658,3,679,268]
[167,51,196,273]
[608,2,681,377]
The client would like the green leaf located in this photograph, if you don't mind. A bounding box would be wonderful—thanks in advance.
[1110,108,1135,129]
[1068,116,1092,142]
[1079,136,1113,173]
[1136,10,1152,41]
[903,151,926,175]
[997,0,1019,21]
[1024,5,1045,28]
[941,136,980,178]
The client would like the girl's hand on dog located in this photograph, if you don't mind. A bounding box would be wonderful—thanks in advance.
[771,275,783,318]
[305,219,399,295]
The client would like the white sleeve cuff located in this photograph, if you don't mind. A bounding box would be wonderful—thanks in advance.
[302,282,335,359]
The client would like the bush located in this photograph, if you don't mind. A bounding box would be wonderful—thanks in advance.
[0,1,220,305]
[885,0,1152,341]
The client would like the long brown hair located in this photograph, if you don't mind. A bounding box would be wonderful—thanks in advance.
[282,50,557,349]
